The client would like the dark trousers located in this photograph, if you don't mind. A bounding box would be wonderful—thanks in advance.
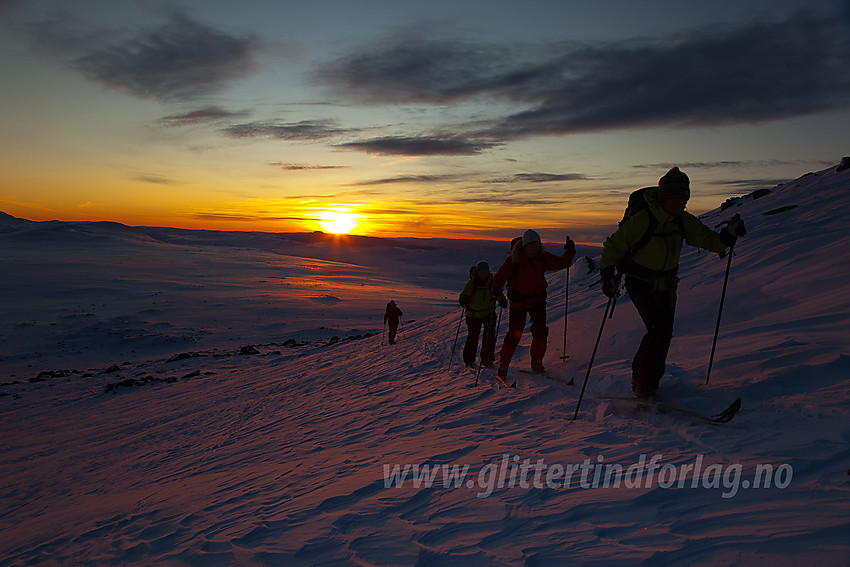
[625,276,677,393]
[499,301,548,367]
[387,322,399,344]
[463,312,497,367]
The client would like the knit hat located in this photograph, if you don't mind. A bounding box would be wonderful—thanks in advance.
[522,229,541,246]
[476,261,490,273]
[658,167,690,203]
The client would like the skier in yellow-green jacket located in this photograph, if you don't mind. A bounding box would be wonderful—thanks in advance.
[600,167,746,399]
[459,261,507,368]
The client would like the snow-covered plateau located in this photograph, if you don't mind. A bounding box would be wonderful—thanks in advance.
[1,162,848,566]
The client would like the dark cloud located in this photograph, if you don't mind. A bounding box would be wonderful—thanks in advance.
[487,13,850,138]
[224,120,348,141]
[633,161,752,170]
[23,13,107,55]
[193,213,305,222]
[449,192,567,207]
[68,11,258,101]
[632,159,836,170]
[270,162,348,171]
[0,0,22,18]
[484,173,590,183]
[334,135,497,156]
[414,182,576,208]
[320,12,850,139]
[134,174,174,185]
[452,196,564,207]
[361,206,425,216]
[317,38,522,104]
[352,174,463,186]
[158,106,250,126]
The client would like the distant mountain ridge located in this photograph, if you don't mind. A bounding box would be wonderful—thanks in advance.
[0,210,502,252]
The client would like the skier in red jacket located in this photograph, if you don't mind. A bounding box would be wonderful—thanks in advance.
[491,229,575,379]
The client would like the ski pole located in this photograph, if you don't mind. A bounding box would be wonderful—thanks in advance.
[705,246,735,385]
[561,235,575,360]
[447,306,466,372]
[474,361,483,387]
[561,259,570,360]
[572,297,614,420]
[607,273,622,319]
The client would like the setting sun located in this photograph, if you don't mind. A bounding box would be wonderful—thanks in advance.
[318,210,358,234]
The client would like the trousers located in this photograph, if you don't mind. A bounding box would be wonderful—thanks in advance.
[625,276,677,393]
[463,312,497,367]
[499,301,548,367]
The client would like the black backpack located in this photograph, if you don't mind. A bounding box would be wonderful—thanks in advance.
[620,187,685,253]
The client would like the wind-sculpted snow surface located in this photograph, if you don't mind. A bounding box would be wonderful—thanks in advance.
[0,164,848,565]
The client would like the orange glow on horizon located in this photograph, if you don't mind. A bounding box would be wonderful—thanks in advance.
[317,209,358,234]
[1,195,619,245]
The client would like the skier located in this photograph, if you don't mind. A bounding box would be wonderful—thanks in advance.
[383,300,403,345]
[459,261,507,368]
[600,167,746,399]
[492,229,576,378]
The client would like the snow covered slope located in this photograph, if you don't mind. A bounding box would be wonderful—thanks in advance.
[1,163,848,565]
[0,220,558,378]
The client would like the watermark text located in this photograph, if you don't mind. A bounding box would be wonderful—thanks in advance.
[383,454,792,499]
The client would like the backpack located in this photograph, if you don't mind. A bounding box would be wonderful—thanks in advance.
[620,187,654,226]
[620,187,686,254]
[504,236,522,293]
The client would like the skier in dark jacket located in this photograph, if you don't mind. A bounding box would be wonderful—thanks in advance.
[384,300,403,345]
[459,261,507,368]
[492,230,576,378]
[600,167,746,399]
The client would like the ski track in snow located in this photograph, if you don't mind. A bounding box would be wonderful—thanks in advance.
[1,164,849,565]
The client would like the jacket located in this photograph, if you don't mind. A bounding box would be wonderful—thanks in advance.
[384,304,402,325]
[459,273,505,318]
[492,244,574,309]
[600,186,729,290]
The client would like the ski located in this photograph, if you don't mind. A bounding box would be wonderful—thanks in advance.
[518,369,575,386]
[494,373,517,388]
[467,367,516,388]
[711,397,742,423]
[595,396,742,424]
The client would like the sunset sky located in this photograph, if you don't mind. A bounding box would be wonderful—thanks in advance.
[1,0,847,242]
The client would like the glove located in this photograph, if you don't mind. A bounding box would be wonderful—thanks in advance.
[459,296,471,307]
[600,267,621,299]
[728,215,746,236]
[564,236,576,255]
[498,297,508,309]
[720,214,747,247]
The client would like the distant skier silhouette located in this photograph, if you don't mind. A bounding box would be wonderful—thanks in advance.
[384,300,403,344]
